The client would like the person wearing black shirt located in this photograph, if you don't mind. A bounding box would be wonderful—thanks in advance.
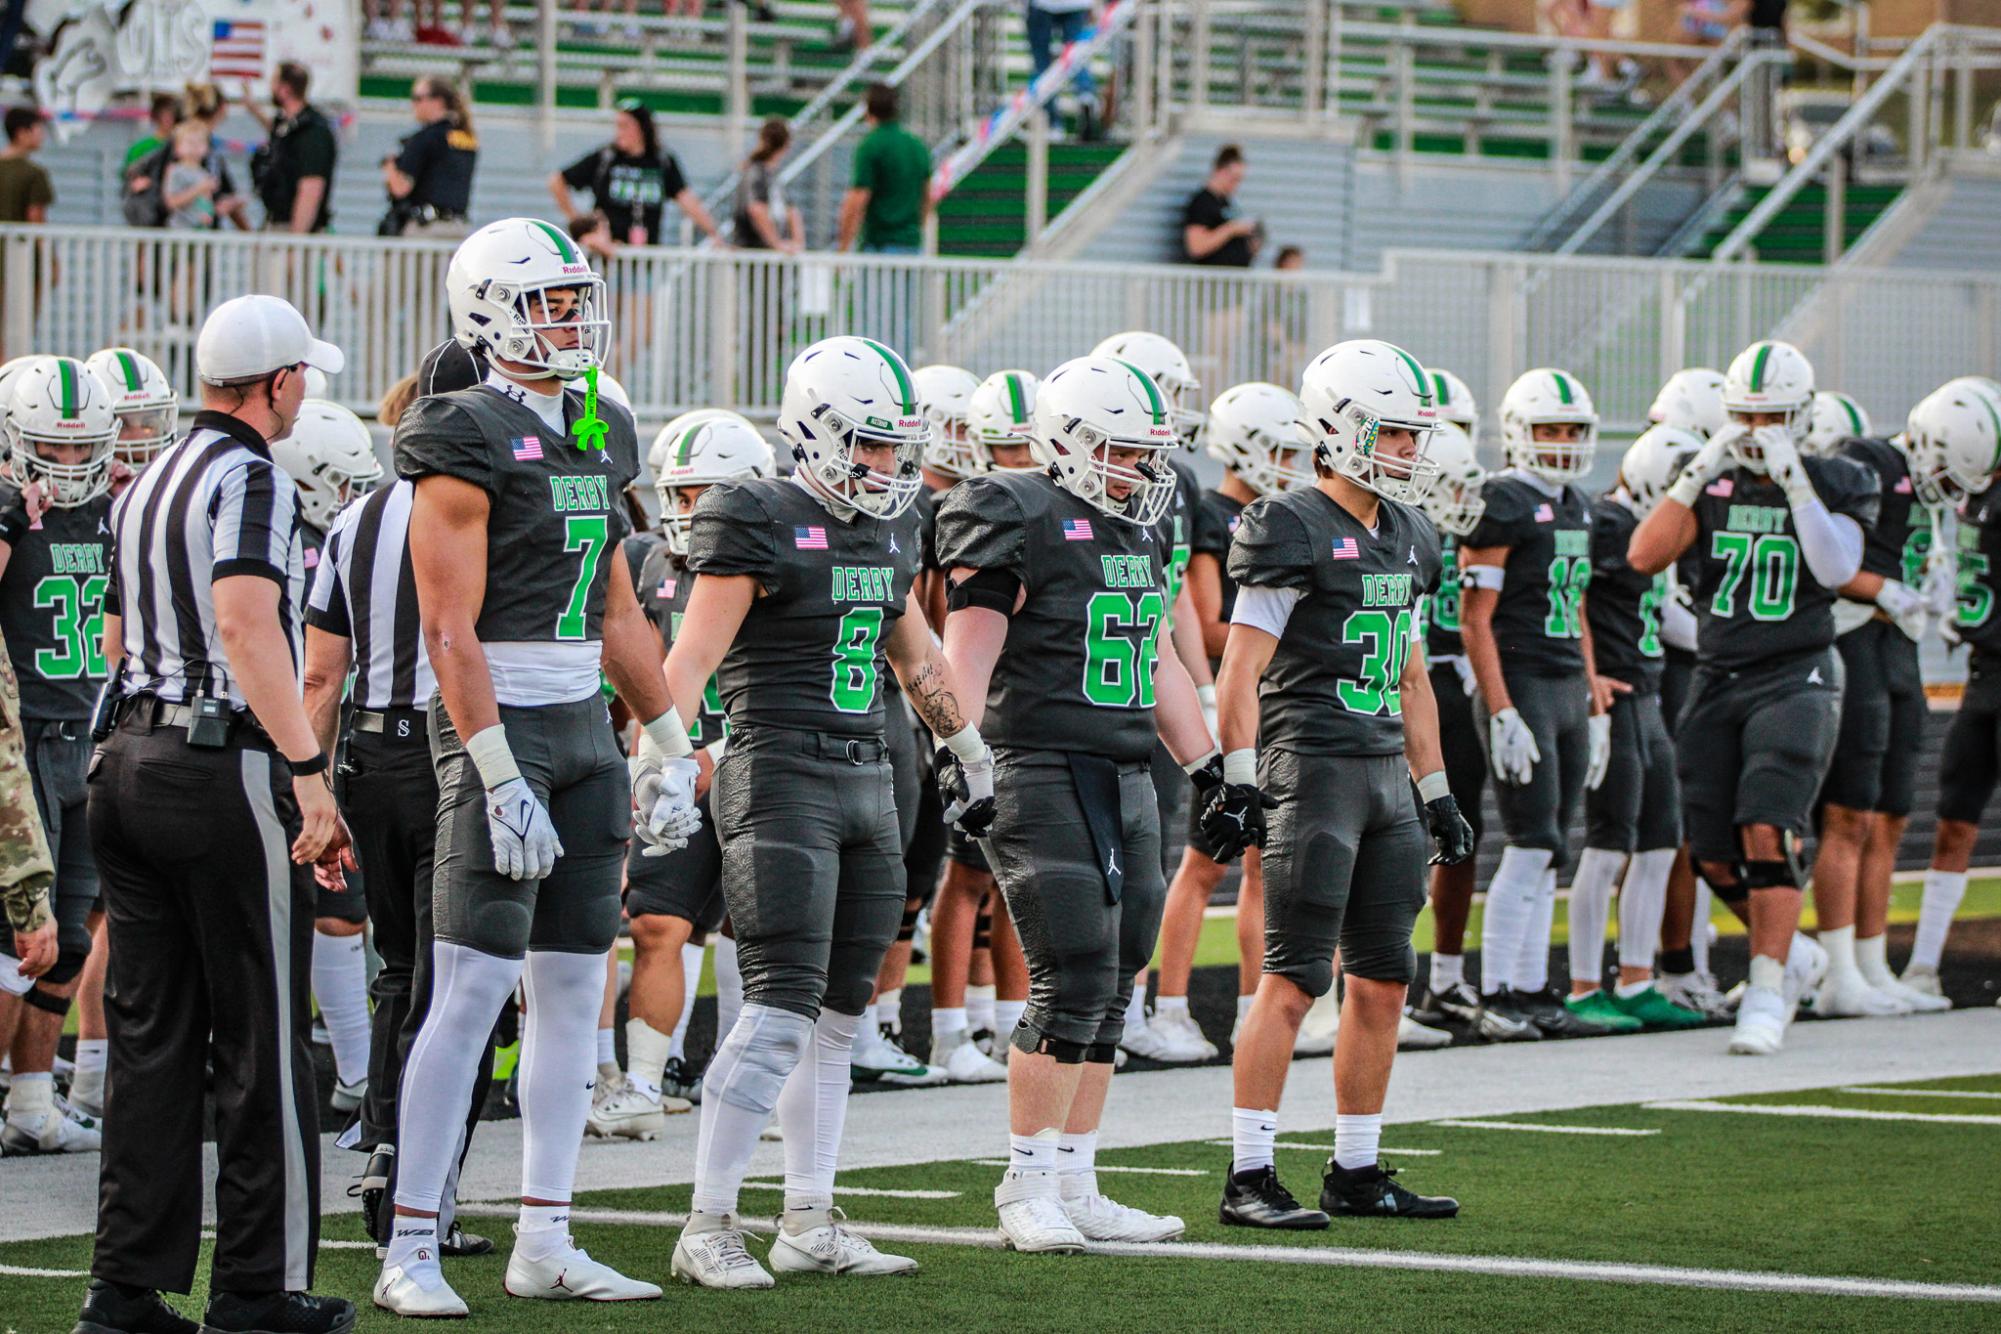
[248,62,336,234]
[1181,144,1258,267]
[548,99,721,248]
[381,78,477,239]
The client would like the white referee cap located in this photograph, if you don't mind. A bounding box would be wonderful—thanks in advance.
[197,295,345,386]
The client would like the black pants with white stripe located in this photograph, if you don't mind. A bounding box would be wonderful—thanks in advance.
[86,714,320,1295]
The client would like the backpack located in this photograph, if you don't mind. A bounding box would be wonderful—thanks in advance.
[121,144,170,228]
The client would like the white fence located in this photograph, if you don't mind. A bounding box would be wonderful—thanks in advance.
[3,226,1995,435]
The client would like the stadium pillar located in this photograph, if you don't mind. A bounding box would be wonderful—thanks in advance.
[538,0,558,154]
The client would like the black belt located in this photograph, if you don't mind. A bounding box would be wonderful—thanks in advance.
[739,726,887,765]
[351,706,427,737]
[116,695,276,750]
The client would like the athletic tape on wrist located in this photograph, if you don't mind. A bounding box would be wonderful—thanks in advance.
[464,724,522,789]
[939,724,986,763]
[1181,747,1220,777]
[1223,748,1258,786]
[1416,770,1451,804]
[641,710,694,760]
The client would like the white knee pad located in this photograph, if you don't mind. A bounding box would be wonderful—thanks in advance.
[714,1004,812,1115]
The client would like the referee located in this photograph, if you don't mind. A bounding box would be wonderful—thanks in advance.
[80,295,357,1334]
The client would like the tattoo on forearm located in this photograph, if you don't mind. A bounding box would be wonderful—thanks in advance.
[906,660,965,736]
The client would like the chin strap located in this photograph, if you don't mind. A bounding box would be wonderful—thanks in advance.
[570,364,609,453]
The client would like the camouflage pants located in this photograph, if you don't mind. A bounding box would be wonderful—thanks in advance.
[0,632,54,933]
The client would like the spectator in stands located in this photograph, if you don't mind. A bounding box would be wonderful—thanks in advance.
[569,209,620,260]
[381,78,477,238]
[1025,0,1098,134]
[1181,144,1258,267]
[733,117,803,253]
[0,106,52,227]
[178,84,249,231]
[122,94,180,174]
[243,61,337,233]
[839,84,929,255]
[1274,245,1303,270]
[163,121,221,231]
[833,0,873,53]
[548,99,723,248]
[1543,0,1639,96]
[365,0,510,47]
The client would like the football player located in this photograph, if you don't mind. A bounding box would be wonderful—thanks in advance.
[272,399,387,1117]
[935,353,1214,1253]
[1805,390,1871,456]
[1629,339,1880,1055]
[1564,426,1707,1031]
[1648,367,1728,439]
[1461,368,1613,1036]
[1214,339,1471,1229]
[0,357,117,1154]
[1901,381,2001,1003]
[374,218,680,1316]
[660,336,988,1286]
[85,347,178,478]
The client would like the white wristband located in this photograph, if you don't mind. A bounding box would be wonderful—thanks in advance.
[1223,747,1258,786]
[1667,467,1707,509]
[1416,770,1451,804]
[465,724,522,790]
[1181,747,1219,777]
[1461,564,1506,592]
[938,723,986,763]
[640,710,694,761]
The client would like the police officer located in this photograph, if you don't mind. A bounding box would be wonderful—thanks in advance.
[77,294,356,1334]
[381,79,477,240]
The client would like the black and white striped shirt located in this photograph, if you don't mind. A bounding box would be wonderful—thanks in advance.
[108,412,305,708]
[305,480,435,710]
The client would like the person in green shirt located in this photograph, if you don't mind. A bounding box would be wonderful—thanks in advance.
[121,94,181,173]
[839,83,931,254]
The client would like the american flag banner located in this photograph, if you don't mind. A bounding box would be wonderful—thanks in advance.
[210,19,267,81]
[795,525,829,550]
[1533,502,1555,523]
[656,577,677,600]
[1331,536,1360,559]
[511,435,544,462]
[1061,517,1094,542]
[1706,478,1734,497]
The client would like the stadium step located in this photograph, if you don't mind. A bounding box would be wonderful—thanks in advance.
[936,141,1127,259]
[1689,182,1905,263]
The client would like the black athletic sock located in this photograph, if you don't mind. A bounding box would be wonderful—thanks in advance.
[1660,946,1696,975]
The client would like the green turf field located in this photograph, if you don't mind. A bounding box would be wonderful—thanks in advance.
[5,1074,1996,1331]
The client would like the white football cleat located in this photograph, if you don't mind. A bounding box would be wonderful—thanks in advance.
[1133,1009,1217,1064]
[672,1214,775,1289]
[1872,973,1950,1014]
[770,1208,918,1276]
[1729,984,1787,1055]
[994,1172,1086,1254]
[332,1076,368,1114]
[373,1261,468,1318]
[2,1105,101,1154]
[1658,971,1732,1020]
[504,1230,662,1301]
[851,1029,948,1087]
[1397,1012,1453,1049]
[1781,935,1829,1025]
[586,1080,668,1141]
[1813,971,1911,1018]
[933,1028,1008,1083]
[1058,1179,1185,1241]
[1897,964,1952,1009]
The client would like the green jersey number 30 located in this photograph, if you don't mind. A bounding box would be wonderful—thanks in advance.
[1338,608,1415,715]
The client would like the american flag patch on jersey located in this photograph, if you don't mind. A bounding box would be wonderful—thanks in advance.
[1062,517,1094,541]
[656,577,677,600]
[795,525,829,549]
[512,435,544,461]
[1331,537,1360,559]
[1895,475,1913,494]
[1706,477,1734,497]
[1533,502,1554,523]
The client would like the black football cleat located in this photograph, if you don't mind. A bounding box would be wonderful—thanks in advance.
[1219,1162,1330,1230]
[1513,986,1616,1037]
[200,1291,357,1334]
[1320,1161,1460,1219]
[440,1220,494,1257]
[71,1278,199,1334]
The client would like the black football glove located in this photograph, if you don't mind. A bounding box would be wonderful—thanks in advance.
[934,745,997,839]
[1423,793,1475,866]
[1186,755,1241,865]
[1201,780,1279,861]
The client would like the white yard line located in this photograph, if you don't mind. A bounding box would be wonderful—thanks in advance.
[1432,1119,1660,1137]
[1839,1085,2001,1100]
[740,1181,961,1199]
[456,1205,2001,1304]
[1647,1100,2001,1126]
[968,1160,1208,1176]
[0,1262,90,1278]
[1203,1139,1442,1155]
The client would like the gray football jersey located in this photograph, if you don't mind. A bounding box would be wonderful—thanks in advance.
[687,477,922,739]
[394,383,640,645]
[623,533,728,748]
[1228,488,1442,757]
[0,485,114,720]
[1464,472,1592,675]
[935,471,1166,764]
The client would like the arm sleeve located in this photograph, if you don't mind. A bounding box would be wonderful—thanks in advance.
[210,460,296,584]
[1226,497,1316,591]
[304,523,351,635]
[1794,501,1866,589]
[1661,579,1699,652]
[933,478,1029,579]
[1230,585,1303,638]
[685,482,780,587]
[393,397,493,493]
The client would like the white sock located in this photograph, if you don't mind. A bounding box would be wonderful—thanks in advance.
[1236,994,1254,1022]
[1749,954,1785,993]
[1230,1106,1277,1176]
[1911,870,1967,970]
[626,1017,673,1098]
[1429,952,1463,994]
[674,943,705,1059]
[1333,1112,1382,1171]
[1512,868,1558,994]
[73,1038,107,1074]
[1566,849,1625,986]
[1156,993,1189,1016]
[595,1026,616,1069]
[1479,846,1553,994]
[1614,978,1652,999]
[1617,848,1676,974]
[692,1003,812,1217]
[994,998,1026,1041]
[712,936,744,1043]
[932,1006,968,1037]
[777,1008,860,1214]
[518,951,606,1204]
[1008,1127,1061,1177]
[877,987,903,1034]
[383,1213,439,1274]
[1691,881,1713,975]
[312,932,371,1087]
[6,1071,53,1118]
[1856,934,1896,988]
[514,1202,571,1260]
[967,983,997,1034]
[1123,980,1146,1032]
[1058,1130,1098,1197]
[1820,923,1859,979]
[396,942,523,1214]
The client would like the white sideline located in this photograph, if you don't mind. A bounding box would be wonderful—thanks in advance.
[1431,1119,1661,1136]
[1646,1100,2001,1126]
[1839,1085,2001,1099]
[1203,1139,1443,1155]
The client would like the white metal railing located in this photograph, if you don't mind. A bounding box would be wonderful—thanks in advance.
[5,227,1994,437]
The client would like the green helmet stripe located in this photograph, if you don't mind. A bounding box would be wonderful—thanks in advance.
[1551,370,1573,405]
[57,359,77,418]
[1750,342,1773,392]
[1980,392,2001,472]
[1840,396,1864,435]
[531,218,580,265]
[858,338,915,415]
[1392,347,1428,399]
[675,425,702,466]
[116,351,141,391]
[1430,371,1451,405]
[1110,358,1167,424]
[1004,373,1026,425]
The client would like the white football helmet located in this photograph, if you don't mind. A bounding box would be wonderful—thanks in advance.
[779,336,928,519]
[1906,381,2001,507]
[1648,368,1728,439]
[1091,331,1202,446]
[1500,367,1598,484]
[1805,391,1870,456]
[1425,368,1479,450]
[271,400,385,531]
[447,217,609,381]
[1204,381,1308,496]
[1420,421,1486,536]
[1032,355,1180,526]
[912,364,982,479]
[652,410,776,554]
[1621,424,1704,517]
[86,348,178,472]
[1722,340,1815,473]
[1296,339,1440,504]
[303,366,332,400]
[5,357,118,508]
[965,369,1040,473]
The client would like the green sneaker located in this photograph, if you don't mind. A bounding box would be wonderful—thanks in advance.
[1562,990,1643,1033]
[1607,985,1708,1030]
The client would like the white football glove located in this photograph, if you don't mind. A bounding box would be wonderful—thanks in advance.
[941,742,996,830]
[485,777,563,881]
[1920,558,1958,618]
[1487,707,1541,786]
[1874,578,1931,643]
[631,753,703,857]
[1451,655,1478,698]
[1667,430,1737,507]
[1757,426,1811,501]
[1585,712,1613,791]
